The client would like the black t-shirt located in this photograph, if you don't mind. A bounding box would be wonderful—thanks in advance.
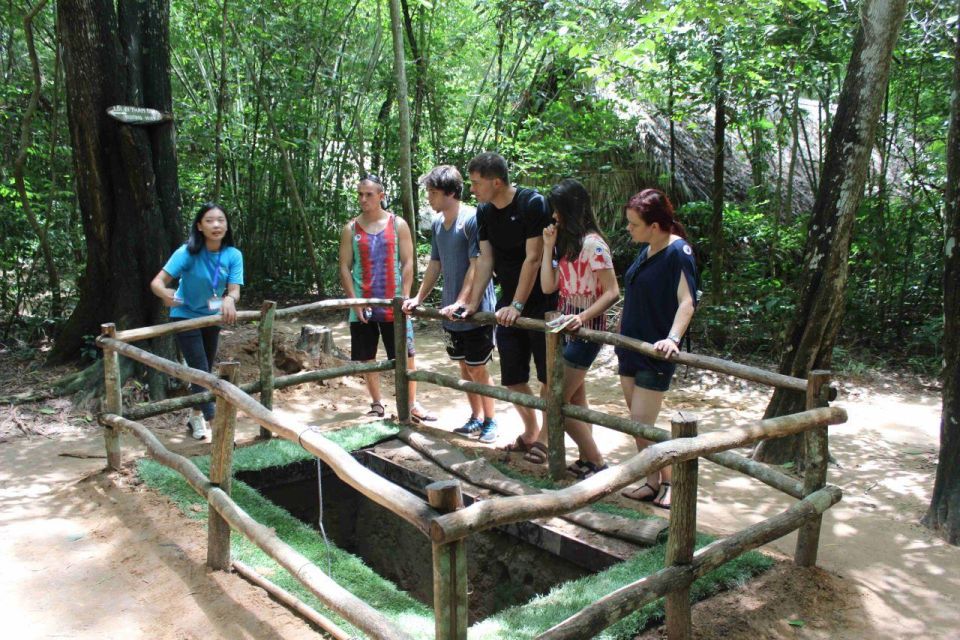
[476,187,555,315]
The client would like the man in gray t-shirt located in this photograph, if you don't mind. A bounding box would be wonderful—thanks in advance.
[403,166,498,442]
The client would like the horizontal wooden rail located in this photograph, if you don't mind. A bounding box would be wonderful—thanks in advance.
[102,414,412,640]
[536,485,843,640]
[124,360,395,420]
[96,337,437,536]
[407,370,546,410]
[562,404,804,498]
[411,307,811,394]
[429,406,846,543]
[232,560,354,640]
[113,298,392,342]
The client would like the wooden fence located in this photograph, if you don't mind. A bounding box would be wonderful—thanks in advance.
[96,297,846,640]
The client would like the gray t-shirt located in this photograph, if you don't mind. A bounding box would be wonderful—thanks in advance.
[430,206,496,332]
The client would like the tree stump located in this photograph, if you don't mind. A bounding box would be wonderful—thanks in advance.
[297,325,334,362]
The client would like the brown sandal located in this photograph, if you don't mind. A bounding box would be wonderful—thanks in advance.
[522,442,548,465]
[502,435,534,453]
[653,482,672,509]
[621,482,658,502]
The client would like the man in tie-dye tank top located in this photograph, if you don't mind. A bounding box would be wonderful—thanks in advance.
[338,174,435,422]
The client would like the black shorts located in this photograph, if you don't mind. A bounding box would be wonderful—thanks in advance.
[495,323,547,386]
[350,320,415,361]
[445,326,494,366]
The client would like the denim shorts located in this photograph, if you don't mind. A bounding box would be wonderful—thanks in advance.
[562,338,602,370]
[618,359,676,392]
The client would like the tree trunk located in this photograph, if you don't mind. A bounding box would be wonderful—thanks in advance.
[388,0,417,257]
[922,1,960,546]
[754,0,907,464]
[13,0,61,319]
[709,35,726,346]
[51,0,182,366]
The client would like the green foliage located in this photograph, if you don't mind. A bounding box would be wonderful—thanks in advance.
[0,0,951,374]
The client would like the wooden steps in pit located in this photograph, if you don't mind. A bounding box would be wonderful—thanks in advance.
[392,428,668,548]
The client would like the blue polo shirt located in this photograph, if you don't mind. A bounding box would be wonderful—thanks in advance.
[163,244,244,319]
[616,239,698,374]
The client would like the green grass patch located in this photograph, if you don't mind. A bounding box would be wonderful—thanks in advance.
[139,424,772,639]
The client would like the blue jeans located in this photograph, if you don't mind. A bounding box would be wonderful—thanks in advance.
[175,326,221,420]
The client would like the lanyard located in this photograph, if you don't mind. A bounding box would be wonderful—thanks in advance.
[203,249,224,293]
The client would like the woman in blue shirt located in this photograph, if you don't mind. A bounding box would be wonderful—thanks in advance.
[150,203,244,440]
[617,189,697,509]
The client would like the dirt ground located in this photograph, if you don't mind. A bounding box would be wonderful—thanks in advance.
[1,315,957,640]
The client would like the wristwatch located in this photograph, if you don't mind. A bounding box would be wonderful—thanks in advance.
[511,300,525,313]
[668,332,682,345]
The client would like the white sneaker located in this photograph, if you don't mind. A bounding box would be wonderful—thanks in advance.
[187,415,208,440]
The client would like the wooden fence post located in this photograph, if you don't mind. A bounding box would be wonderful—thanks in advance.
[665,411,698,640]
[795,369,831,567]
[101,323,122,470]
[394,297,410,423]
[544,311,566,480]
[208,361,239,570]
[258,300,277,439]
[427,480,468,640]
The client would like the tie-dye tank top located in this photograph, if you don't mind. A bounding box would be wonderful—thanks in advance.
[350,213,401,322]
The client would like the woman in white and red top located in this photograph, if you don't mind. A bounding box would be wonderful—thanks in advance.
[532,178,620,478]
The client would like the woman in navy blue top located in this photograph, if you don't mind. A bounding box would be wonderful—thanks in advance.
[150,203,244,440]
[617,189,697,509]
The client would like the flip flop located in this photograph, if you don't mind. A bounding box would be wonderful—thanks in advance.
[621,482,659,502]
[522,442,548,465]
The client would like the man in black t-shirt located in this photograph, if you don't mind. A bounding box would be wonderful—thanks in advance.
[462,152,555,458]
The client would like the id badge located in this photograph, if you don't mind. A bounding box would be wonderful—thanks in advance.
[207,296,223,312]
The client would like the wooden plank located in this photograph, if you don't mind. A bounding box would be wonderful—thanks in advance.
[427,481,467,640]
[396,428,668,547]
[665,412,698,640]
[544,312,566,480]
[536,485,843,640]
[361,449,633,568]
[258,301,277,439]
[232,560,354,640]
[795,369,832,567]
[428,406,847,544]
[101,323,122,470]
[208,362,239,570]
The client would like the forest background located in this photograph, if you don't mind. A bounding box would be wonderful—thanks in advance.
[0,0,957,536]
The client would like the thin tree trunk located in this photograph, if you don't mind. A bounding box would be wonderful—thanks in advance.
[13,0,61,318]
[388,0,417,252]
[213,0,229,200]
[922,0,960,544]
[754,0,908,464]
[709,35,726,346]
